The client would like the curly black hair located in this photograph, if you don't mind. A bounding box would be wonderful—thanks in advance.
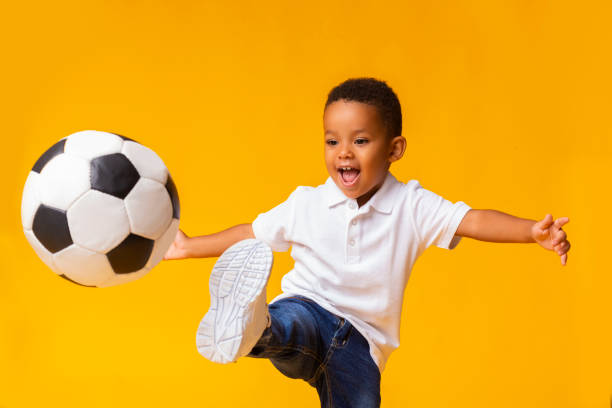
[324,77,402,140]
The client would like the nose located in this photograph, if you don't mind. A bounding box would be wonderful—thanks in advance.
[338,141,354,159]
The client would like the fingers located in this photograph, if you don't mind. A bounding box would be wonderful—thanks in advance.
[537,214,554,231]
[552,229,567,245]
[553,241,570,266]
[551,216,570,247]
[550,217,569,238]
[554,240,570,252]
[555,238,570,250]
[533,214,555,241]
[536,214,571,266]
[553,217,570,229]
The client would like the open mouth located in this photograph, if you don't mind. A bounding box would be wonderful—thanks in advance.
[338,167,360,186]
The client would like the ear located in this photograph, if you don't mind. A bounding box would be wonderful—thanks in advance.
[388,136,406,163]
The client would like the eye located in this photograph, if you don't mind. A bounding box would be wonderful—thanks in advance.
[326,139,338,146]
[355,138,369,145]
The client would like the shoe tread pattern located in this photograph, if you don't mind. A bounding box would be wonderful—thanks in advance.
[196,239,272,364]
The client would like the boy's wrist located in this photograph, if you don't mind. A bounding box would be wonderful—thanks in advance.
[183,236,196,259]
[179,224,255,259]
[528,225,538,243]
[519,218,538,243]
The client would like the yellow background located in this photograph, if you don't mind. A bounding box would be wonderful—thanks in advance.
[1,1,610,407]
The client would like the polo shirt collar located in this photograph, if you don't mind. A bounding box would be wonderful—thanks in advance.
[324,171,399,214]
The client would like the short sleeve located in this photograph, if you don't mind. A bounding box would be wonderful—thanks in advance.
[251,188,301,252]
[409,180,472,250]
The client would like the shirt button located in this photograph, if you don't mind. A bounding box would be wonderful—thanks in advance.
[351,219,357,225]
[349,239,355,246]
[349,202,356,209]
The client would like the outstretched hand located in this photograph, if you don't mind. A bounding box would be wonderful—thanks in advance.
[531,214,571,266]
[163,229,191,260]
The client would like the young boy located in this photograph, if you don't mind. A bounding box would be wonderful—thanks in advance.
[163,78,571,408]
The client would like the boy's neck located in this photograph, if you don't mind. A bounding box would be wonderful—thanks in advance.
[356,175,387,208]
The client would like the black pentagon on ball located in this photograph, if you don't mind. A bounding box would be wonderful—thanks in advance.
[90,153,140,199]
[106,233,154,274]
[165,174,180,219]
[32,138,66,173]
[32,204,73,253]
[59,274,96,287]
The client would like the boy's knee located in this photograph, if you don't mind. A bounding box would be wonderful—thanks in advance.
[269,299,320,346]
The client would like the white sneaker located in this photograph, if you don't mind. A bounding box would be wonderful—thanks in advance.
[196,239,273,364]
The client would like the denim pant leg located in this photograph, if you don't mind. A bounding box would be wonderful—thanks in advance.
[246,296,324,382]
[246,296,381,408]
[316,317,381,408]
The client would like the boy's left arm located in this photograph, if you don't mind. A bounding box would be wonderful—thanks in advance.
[455,210,571,265]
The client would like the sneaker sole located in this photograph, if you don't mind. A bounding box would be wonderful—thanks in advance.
[195,239,273,364]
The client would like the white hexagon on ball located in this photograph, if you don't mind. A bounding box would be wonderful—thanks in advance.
[38,153,90,210]
[124,178,173,240]
[64,130,123,160]
[121,141,168,184]
[21,171,41,230]
[67,190,130,253]
[53,244,115,287]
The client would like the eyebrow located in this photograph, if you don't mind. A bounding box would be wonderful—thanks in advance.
[324,129,369,135]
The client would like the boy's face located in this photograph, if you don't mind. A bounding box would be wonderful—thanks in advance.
[323,100,404,206]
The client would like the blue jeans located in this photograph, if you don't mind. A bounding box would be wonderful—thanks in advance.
[246,296,381,408]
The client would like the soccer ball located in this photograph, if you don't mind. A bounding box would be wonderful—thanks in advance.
[21,130,180,288]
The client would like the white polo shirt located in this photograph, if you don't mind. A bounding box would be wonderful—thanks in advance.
[251,171,471,373]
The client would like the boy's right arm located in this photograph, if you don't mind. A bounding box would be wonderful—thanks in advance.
[163,223,255,260]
